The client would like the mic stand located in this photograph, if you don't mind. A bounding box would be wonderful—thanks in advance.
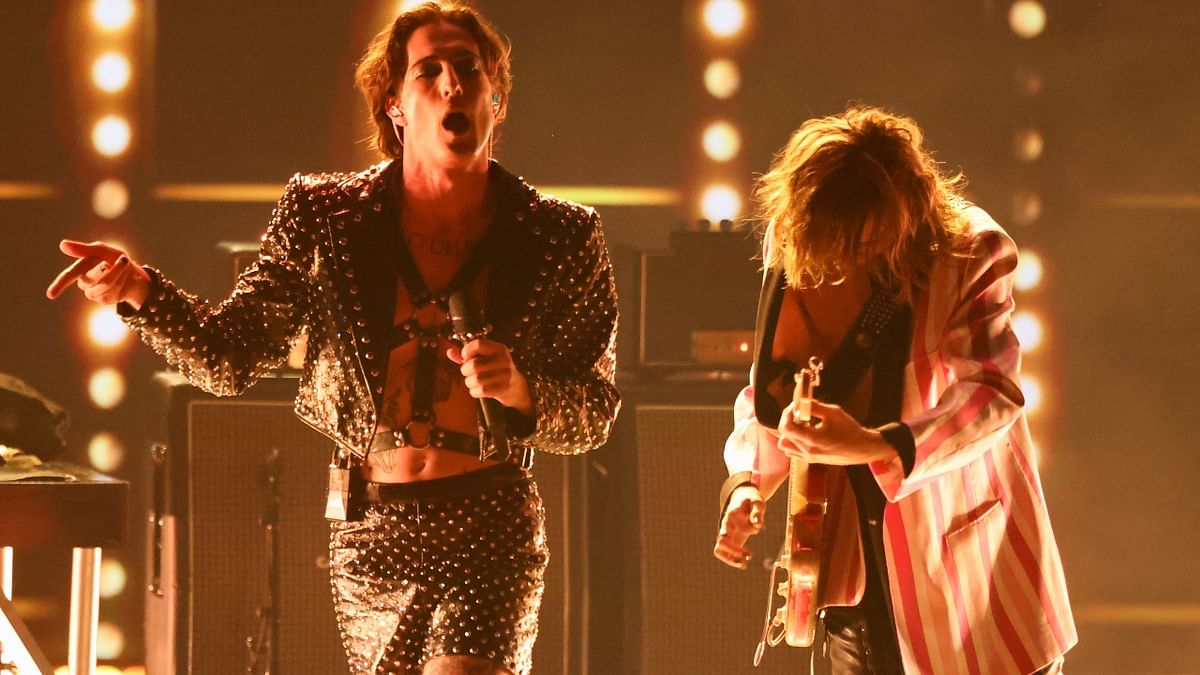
[245,448,280,675]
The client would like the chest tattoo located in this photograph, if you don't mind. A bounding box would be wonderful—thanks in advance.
[405,231,478,259]
[381,356,460,424]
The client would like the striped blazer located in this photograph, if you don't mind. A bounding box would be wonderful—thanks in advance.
[723,207,1077,674]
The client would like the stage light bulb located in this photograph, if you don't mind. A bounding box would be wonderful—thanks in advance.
[1012,311,1044,351]
[88,368,126,409]
[100,559,128,598]
[91,0,135,31]
[1022,374,1043,415]
[1015,251,1044,291]
[704,58,741,99]
[92,178,130,219]
[92,115,132,157]
[1014,64,1044,96]
[702,120,741,162]
[88,432,126,473]
[88,305,129,347]
[92,52,131,92]
[1014,128,1044,162]
[700,183,741,222]
[1011,191,1042,227]
[703,0,746,38]
[1009,0,1047,39]
[96,622,125,659]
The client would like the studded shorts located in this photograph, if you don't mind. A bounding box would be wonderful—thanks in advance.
[329,464,548,674]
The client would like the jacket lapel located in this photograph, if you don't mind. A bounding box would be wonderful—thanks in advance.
[482,164,541,344]
[752,266,788,426]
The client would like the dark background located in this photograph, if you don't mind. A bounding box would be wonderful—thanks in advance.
[3,1,1198,672]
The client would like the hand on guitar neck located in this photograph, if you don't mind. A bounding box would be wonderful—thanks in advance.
[777,398,898,466]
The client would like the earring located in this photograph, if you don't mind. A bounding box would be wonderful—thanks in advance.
[491,94,500,108]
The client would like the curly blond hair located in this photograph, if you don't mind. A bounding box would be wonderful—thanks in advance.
[756,105,970,301]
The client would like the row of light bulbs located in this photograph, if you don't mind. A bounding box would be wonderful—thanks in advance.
[696,0,749,224]
[74,0,140,664]
[1008,0,1049,422]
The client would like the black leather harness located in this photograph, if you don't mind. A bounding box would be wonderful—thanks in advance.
[373,210,507,460]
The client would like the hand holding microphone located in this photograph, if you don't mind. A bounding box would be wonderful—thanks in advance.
[447,292,534,458]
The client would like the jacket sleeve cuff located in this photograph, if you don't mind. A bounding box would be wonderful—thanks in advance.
[719,470,756,516]
[115,266,162,321]
[878,422,916,477]
[505,406,536,440]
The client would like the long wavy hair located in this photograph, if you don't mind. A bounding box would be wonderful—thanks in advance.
[756,105,970,301]
[355,2,513,159]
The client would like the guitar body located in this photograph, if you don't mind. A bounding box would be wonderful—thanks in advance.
[781,460,827,647]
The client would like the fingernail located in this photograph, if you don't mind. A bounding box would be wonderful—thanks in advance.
[117,256,128,265]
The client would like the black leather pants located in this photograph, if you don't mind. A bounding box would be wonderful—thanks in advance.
[818,607,904,675]
[817,607,1065,675]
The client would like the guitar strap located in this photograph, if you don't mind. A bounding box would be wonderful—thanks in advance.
[811,286,912,666]
[808,277,905,408]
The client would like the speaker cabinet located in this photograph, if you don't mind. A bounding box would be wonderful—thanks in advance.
[592,377,809,674]
[145,376,583,674]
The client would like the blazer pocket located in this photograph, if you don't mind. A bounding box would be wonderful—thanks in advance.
[943,499,1006,630]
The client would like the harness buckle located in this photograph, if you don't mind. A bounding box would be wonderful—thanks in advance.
[401,418,433,449]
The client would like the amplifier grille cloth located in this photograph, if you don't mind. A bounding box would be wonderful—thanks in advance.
[635,405,807,673]
[188,401,346,673]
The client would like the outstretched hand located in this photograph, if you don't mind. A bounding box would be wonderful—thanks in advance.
[46,240,151,308]
[446,337,533,416]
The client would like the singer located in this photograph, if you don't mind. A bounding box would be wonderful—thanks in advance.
[712,106,1075,674]
[46,3,620,674]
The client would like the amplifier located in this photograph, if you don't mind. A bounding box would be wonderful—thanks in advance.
[638,230,761,368]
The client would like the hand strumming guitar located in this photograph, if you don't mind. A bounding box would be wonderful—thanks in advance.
[714,484,766,570]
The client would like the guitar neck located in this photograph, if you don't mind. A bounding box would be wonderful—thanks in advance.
[783,458,808,548]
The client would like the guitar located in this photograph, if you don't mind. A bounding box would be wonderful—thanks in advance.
[765,356,827,650]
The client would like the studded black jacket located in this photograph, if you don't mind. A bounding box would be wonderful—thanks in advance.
[120,160,620,462]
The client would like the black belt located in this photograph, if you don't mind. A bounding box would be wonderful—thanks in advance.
[364,463,527,503]
[371,426,481,457]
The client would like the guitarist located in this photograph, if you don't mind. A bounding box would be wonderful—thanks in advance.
[713,106,1076,674]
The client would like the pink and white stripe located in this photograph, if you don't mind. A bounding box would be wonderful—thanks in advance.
[724,208,1077,674]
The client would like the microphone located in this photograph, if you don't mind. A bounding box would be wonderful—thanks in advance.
[448,291,509,461]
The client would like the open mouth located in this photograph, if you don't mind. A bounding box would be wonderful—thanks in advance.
[442,112,470,134]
